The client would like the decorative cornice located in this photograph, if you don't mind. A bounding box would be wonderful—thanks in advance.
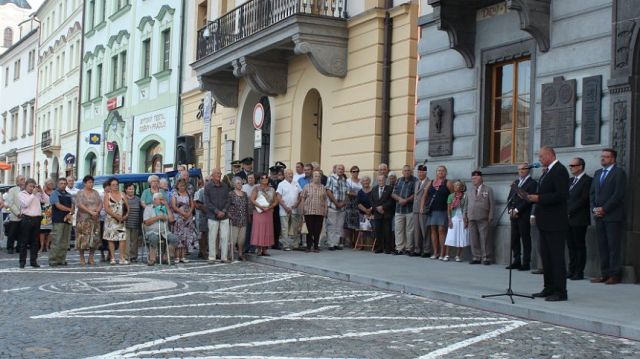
[107,30,131,48]
[506,0,551,52]
[137,16,155,31]
[155,5,176,22]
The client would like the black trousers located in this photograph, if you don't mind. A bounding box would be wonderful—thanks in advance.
[538,229,567,295]
[19,216,41,266]
[374,217,393,252]
[595,220,623,278]
[304,215,324,250]
[6,220,21,250]
[510,215,532,265]
[567,225,588,276]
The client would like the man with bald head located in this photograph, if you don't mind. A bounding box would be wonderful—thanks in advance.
[277,169,302,250]
[528,146,569,301]
[204,168,230,263]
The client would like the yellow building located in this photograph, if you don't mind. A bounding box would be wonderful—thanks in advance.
[181,0,418,177]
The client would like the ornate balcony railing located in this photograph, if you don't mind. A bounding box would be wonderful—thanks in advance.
[197,0,348,60]
[41,130,52,149]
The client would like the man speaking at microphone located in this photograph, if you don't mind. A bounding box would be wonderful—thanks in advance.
[527,146,569,302]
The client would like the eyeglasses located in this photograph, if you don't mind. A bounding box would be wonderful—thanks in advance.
[568,164,580,168]
[351,170,359,173]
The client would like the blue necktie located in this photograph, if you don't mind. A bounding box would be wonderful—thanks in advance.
[599,169,608,186]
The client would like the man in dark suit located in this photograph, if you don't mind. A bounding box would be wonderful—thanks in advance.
[567,157,592,280]
[506,163,538,271]
[527,146,569,302]
[590,148,627,285]
[371,174,394,254]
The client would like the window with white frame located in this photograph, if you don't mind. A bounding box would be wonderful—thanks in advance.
[13,59,20,80]
[161,29,170,71]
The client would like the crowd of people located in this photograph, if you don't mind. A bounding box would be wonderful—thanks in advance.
[0,147,627,303]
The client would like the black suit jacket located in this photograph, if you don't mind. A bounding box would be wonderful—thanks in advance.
[508,177,537,216]
[590,165,627,222]
[371,185,394,219]
[534,162,570,232]
[568,174,592,227]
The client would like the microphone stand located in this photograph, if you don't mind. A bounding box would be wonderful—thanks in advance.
[482,183,534,304]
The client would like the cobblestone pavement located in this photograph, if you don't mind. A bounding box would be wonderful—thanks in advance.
[0,251,639,359]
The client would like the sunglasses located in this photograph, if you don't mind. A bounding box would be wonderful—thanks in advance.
[568,164,581,168]
[351,170,359,173]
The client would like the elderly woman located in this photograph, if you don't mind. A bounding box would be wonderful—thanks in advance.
[227,177,250,261]
[75,176,102,265]
[103,177,129,265]
[300,171,328,252]
[344,166,363,243]
[250,173,277,256]
[159,178,171,196]
[420,165,456,260]
[141,175,169,208]
[170,178,197,263]
[39,178,55,253]
[143,192,178,265]
[241,173,256,254]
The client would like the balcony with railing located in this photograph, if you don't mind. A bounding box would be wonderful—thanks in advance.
[192,0,349,108]
[41,129,60,154]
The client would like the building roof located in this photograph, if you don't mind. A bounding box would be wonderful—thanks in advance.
[0,27,37,62]
[0,0,33,9]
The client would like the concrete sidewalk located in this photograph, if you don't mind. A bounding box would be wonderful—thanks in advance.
[249,248,640,340]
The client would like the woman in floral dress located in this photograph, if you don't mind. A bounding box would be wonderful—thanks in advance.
[103,177,129,265]
[170,179,197,263]
[75,175,102,265]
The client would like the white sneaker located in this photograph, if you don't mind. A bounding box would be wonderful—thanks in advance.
[455,256,462,262]
[442,255,450,261]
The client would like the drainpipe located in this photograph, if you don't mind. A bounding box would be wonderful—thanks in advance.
[380,0,393,165]
[75,1,85,178]
[175,0,186,168]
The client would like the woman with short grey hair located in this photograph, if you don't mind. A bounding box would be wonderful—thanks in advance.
[141,175,168,208]
[227,177,250,261]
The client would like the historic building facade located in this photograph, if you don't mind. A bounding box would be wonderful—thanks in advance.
[78,0,183,176]
[34,0,83,181]
[186,0,419,175]
[418,0,640,280]
[0,0,44,55]
[0,20,39,184]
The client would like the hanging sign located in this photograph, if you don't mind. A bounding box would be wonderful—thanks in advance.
[254,129,262,149]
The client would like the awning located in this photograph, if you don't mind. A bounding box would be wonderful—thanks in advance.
[0,162,12,170]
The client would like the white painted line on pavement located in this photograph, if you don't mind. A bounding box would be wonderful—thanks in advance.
[417,320,528,358]
[2,286,31,292]
[129,320,524,357]
[86,305,339,359]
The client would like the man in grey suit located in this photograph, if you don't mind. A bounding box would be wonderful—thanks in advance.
[411,164,431,257]
[467,170,495,265]
[590,148,627,285]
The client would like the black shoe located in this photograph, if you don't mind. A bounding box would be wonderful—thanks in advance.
[374,250,383,254]
[483,260,491,265]
[531,269,544,275]
[392,250,400,255]
[19,263,25,268]
[469,260,481,264]
[566,272,574,279]
[328,247,336,251]
[408,252,419,257]
[545,293,568,302]
[532,290,552,298]
[30,263,40,268]
[7,248,14,254]
[384,251,391,254]
[505,262,521,270]
[518,265,530,271]
[335,246,343,250]
[570,273,584,280]
[421,253,431,258]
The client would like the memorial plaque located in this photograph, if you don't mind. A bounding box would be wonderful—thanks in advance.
[428,97,454,157]
[581,75,602,145]
[541,76,576,147]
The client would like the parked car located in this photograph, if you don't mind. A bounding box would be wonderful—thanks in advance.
[73,168,203,196]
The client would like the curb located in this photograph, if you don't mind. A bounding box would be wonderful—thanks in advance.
[249,255,640,341]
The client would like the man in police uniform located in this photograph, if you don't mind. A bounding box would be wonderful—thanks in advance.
[223,160,242,188]
[237,157,254,182]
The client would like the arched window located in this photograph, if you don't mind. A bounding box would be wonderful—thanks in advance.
[3,27,13,48]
